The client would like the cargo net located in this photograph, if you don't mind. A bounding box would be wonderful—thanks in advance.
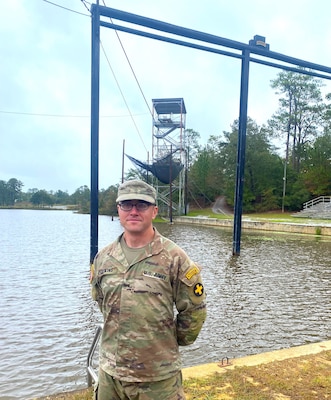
[126,154,183,184]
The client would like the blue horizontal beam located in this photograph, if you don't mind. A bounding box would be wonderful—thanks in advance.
[94,4,331,77]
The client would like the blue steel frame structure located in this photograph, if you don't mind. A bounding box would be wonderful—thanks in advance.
[90,4,331,261]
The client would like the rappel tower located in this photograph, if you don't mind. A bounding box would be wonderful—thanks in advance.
[152,98,187,216]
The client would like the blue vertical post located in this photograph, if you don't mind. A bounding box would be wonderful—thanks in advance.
[90,4,100,264]
[233,49,250,256]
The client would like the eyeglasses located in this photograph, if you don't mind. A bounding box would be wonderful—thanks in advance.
[118,201,155,211]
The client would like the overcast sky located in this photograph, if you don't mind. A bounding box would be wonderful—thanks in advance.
[1,0,331,194]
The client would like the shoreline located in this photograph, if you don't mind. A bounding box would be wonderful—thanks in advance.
[183,339,331,379]
[174,215,331,236]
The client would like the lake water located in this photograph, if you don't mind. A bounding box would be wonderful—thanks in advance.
[0,209,330,399]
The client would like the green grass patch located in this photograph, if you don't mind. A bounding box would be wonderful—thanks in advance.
[185,209,331,224]
[186,209,232,219]
[183,350,331,399]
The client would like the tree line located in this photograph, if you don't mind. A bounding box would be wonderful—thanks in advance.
[1,70,331,215]
[0,179,92,210]
[128,70,331,213]
[188,70,331,212]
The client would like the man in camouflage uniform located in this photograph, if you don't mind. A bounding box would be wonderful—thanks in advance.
[91,180,207,400]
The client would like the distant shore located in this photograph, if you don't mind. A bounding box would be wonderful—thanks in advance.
[3,206,331,236]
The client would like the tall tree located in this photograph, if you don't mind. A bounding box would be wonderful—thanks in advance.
[183,128,201,169]
[0,178,24,205]
[188,147,215,206]
[70,185,90,212]
[0,180,9,206]
[301,131,331,195]
[222,118,284,211]
[323,92,331,131]
[268,71,326,209]
[6,178,24,205]
[99,185,118,216]
[268,70,325,173]
[30,190,54,207]
[53,190,70,204]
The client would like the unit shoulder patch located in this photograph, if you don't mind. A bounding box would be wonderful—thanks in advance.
[193,282,204,297]
[185,265,200,280]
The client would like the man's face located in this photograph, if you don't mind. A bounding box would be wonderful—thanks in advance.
[117,200,158,234]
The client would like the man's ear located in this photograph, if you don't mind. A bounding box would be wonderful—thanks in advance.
[152,206,158,219]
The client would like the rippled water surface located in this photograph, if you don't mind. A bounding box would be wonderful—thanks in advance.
[0,210,330,399]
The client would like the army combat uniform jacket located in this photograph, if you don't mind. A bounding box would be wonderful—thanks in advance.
[90,228,206,382]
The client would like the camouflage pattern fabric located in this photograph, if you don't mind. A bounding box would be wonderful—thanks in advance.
[90,228,207,382]
[95,368,185,399]
[116,179,156,203]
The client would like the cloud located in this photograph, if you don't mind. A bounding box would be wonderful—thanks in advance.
[1,0,331,193]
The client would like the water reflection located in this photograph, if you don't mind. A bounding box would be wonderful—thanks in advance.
[0,210,330,399]
[155,223,331,365]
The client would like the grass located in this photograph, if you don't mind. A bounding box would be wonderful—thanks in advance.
[35,350,331,400]
[184,350,331,399]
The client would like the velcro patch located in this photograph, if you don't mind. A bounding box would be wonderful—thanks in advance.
[185,266,200,280]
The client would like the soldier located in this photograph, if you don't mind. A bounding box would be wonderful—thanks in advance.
[90,180,207,400]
